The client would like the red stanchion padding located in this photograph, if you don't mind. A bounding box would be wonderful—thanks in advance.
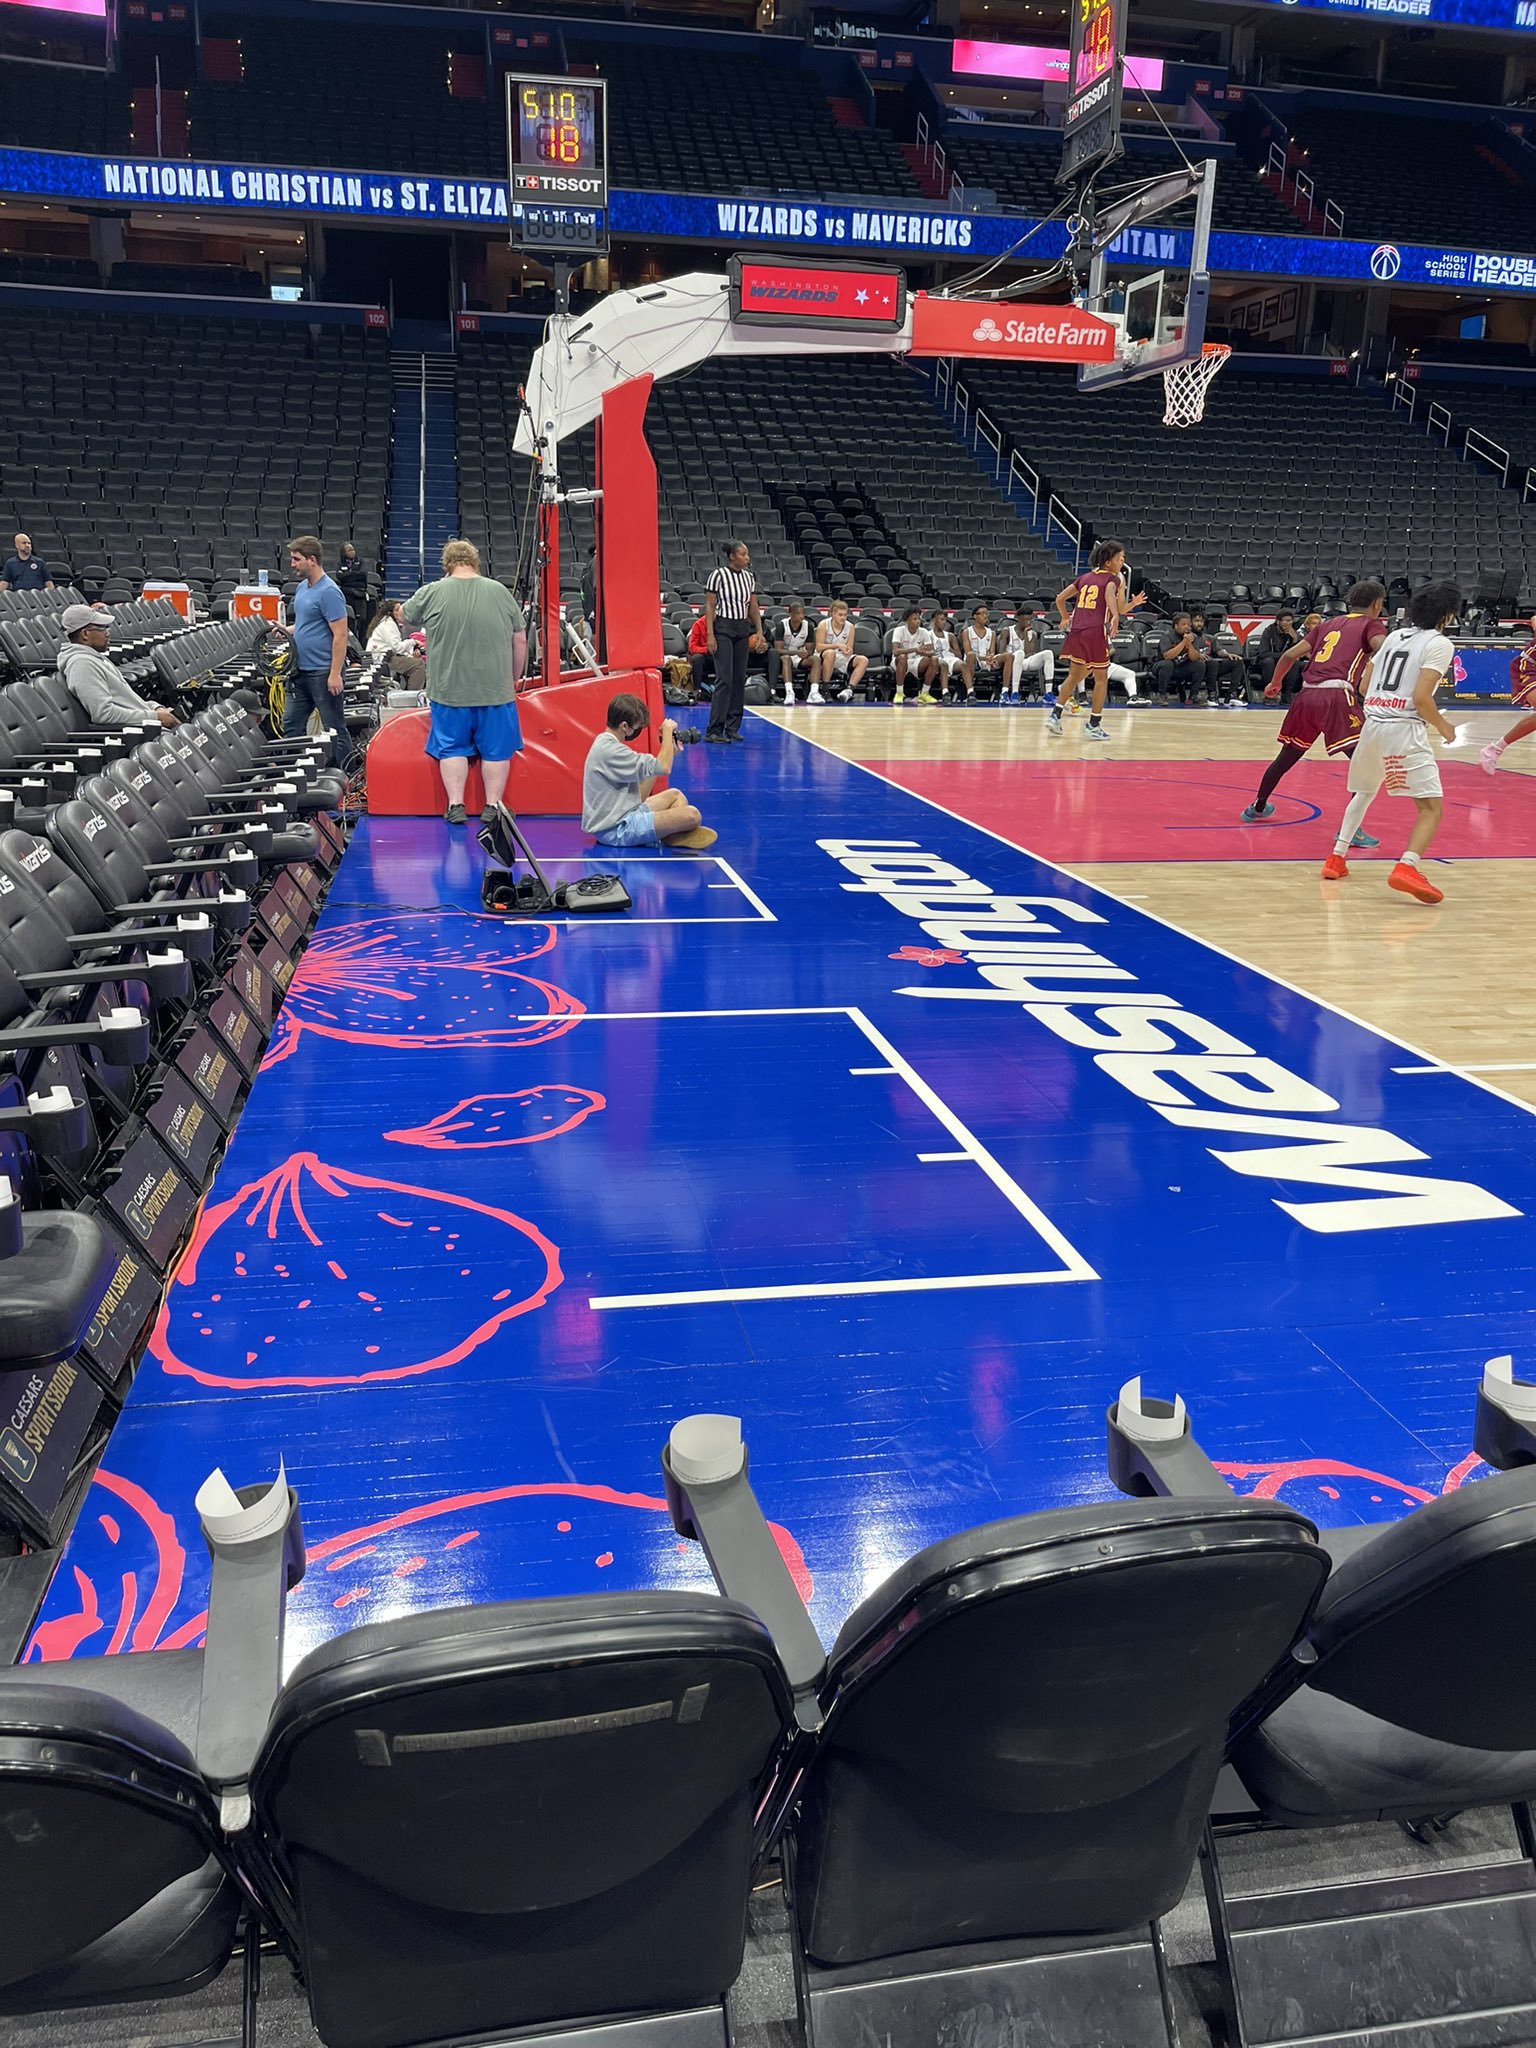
[366,668,666,817]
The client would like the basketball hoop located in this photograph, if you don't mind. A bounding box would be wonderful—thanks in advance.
[1162,343,1230,430]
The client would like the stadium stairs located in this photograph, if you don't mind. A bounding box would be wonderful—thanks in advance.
[386,354,460,595]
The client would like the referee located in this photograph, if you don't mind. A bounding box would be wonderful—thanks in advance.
[704,540,766,744]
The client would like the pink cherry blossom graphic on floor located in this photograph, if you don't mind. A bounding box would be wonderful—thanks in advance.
[385,1085,606,1151]
[150,1152,562,1390]
[259,911,584,1070]
[24,1468,815,1662]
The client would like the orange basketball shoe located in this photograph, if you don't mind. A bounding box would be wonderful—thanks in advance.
[1320,854,1349,881]
[1389,862,1444,904]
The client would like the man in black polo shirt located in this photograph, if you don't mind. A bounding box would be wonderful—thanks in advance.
[0,533,51,591]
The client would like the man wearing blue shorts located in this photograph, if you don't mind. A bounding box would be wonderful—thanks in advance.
[401,539,527,824]
[581,694,715,850]
[270,536,351,766]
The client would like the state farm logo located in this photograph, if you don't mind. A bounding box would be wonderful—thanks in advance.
[973,316,1003,342]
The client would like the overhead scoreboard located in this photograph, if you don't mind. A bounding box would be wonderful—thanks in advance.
[506,74,609,257]
[1056,0,1127,187]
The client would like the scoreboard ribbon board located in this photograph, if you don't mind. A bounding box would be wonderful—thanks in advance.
[506,74,609,257]
[1057,0,1127,186]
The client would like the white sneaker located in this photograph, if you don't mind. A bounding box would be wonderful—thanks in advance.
[1084,723,1110,742]
[782,693,796,708]
[1045,711,1063,736]
[1481,743,1503,776]
[837,687,852,702]
[808,687,825,704]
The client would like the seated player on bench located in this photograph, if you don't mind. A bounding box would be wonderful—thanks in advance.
[582,692,716,851]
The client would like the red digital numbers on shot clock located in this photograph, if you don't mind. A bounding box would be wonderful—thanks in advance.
[1075,0,1118,91]
[518,84,594,170]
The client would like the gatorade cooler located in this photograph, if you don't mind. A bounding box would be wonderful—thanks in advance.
[142,580,192,618]
[232,585,284,625]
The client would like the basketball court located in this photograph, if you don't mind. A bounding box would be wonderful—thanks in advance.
[25,706,1536,1671]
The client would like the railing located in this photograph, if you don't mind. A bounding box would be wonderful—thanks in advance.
[975,409,1003,482]
[1261,138,1345,236]
[1390,376,1417,424]
[1045,495,1084,567]
[1427,399,1452,446]
[416,354,427,586]
[1525,464,1536,506]
[923,355,1080,561]
[1007,448,1042,520]
[914,110,961,204]
[1465,426,1511,485]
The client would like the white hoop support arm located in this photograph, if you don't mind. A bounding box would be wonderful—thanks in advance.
[514,273,918,459]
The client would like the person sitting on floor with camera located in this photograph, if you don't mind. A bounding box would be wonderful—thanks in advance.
[582,692,716,851]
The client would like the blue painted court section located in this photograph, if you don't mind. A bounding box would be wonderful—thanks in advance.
[27,719,1536,1668]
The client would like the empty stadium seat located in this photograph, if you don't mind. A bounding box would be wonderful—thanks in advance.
[960,364,1533,605]
[0,310,389,594]
[665,1413,1327,2047]
[1109,1371,1536,2048]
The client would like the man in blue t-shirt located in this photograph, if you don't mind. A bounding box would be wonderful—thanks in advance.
[269,536,350,765]
[0,533,51,591]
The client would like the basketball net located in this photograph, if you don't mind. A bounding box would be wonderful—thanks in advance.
[1162,343,1230,430]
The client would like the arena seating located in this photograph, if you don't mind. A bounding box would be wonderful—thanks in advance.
[960,363,1534,606]
[1281,106,1536,249]
[569,38,920,198]
[0,308,391,600]
[1412,383,1536,481]
[942,129,1302,236]
[454,334,540,585]
[190,19,499,177]
[0,56,129,155]
[645,354,1064,605]
[187,22,919,200]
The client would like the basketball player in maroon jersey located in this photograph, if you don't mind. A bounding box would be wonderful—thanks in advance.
[1481,619,1536,774]
[1239,582,1387,851]
[1048,541,1141,742]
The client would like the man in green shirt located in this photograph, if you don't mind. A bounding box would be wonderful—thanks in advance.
[401,539,528,825]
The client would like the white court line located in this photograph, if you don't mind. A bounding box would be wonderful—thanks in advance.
[1395,1062,1536,1076]
[849,1065,896,1075]
[591,1270,1088,1311]
[711,857,776,924]
[918,1150,969,1162]
[764,714,1536,1126]
[576,1002,1096,1311]
[530,852,774,926]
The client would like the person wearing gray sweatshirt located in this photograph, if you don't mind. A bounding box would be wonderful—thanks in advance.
[56,604,177,731]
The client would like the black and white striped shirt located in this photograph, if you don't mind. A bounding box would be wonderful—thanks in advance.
[707,563,756,622]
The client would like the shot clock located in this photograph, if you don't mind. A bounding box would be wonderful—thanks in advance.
[505,73,609,258]
[1056,0,1127,187]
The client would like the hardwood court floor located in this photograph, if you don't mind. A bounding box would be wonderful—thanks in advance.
[763,702,1536,1109]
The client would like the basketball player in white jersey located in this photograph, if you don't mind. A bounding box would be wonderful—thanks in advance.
[961,605,1005,703]
[1321,581,1464,904]
[1003,616,1054,704]
[774,602,817,705]
[890,605,938,705]
[815,600,867,701]
[928,610,961,701]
